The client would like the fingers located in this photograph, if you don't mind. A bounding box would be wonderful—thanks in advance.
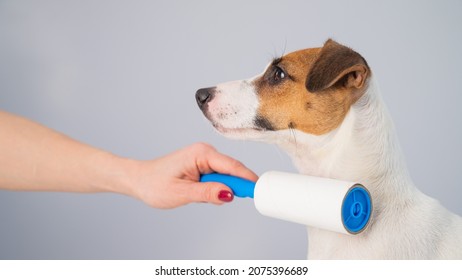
[185,181,234,205]
[193,142,258,182]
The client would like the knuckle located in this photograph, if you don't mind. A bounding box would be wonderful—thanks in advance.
[230,158,244,169]
[202,184,214,202]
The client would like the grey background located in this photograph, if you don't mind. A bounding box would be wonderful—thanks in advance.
[0,0,461,259]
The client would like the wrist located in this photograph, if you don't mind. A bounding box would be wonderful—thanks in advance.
[97,153,140,198]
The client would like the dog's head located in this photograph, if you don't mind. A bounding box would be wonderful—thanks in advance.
[196,39,370,141]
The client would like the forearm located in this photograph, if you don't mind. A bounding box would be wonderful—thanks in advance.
[0,110,133,195]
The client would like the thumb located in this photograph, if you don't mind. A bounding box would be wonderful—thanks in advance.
[187,182,234,205]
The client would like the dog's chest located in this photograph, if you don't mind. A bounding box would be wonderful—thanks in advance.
[307,226,392,259]
[307,228,364,259]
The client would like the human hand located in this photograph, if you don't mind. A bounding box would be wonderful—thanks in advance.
[124,143,258,209]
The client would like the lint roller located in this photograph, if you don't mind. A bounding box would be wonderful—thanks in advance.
[200,171,372,235]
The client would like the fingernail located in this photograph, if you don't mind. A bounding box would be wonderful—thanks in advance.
[218,190,234,202]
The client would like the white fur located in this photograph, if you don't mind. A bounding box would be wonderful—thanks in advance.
[208,75,462,259]
[206,79,261,139]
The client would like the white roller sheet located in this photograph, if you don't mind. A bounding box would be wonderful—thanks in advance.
[254,171,363,235]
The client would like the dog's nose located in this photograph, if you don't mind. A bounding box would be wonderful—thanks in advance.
[195,87,215,108]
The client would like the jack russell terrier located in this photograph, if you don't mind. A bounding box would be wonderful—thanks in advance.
[195,39,462,259]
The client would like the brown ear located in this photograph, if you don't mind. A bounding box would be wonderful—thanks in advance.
[306,39,370,93]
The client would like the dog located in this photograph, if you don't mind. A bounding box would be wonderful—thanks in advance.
[195,39,462,259]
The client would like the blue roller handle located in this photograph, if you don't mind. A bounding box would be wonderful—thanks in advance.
[200,173,256,198]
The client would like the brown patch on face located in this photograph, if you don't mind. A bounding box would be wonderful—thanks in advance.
[253,39,370,135]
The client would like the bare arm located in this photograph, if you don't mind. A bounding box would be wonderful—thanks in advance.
[0,110,257,208]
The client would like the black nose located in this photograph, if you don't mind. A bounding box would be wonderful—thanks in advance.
[195,87,215,108]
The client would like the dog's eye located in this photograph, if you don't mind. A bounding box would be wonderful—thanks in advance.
[273,67,286,82]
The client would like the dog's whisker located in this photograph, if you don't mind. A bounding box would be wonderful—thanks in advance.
[288,122,298,152]
[281,37,287,57]
[292,128,298,151]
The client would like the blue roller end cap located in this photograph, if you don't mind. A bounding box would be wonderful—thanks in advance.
[199,173,256,198]
[342,186,372,234]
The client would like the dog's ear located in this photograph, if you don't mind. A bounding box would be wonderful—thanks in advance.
[306,39,370,93]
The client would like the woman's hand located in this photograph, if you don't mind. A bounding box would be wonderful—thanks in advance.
[124,143,258,209]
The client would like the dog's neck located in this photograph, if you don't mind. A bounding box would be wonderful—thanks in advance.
[275,77,419,212]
